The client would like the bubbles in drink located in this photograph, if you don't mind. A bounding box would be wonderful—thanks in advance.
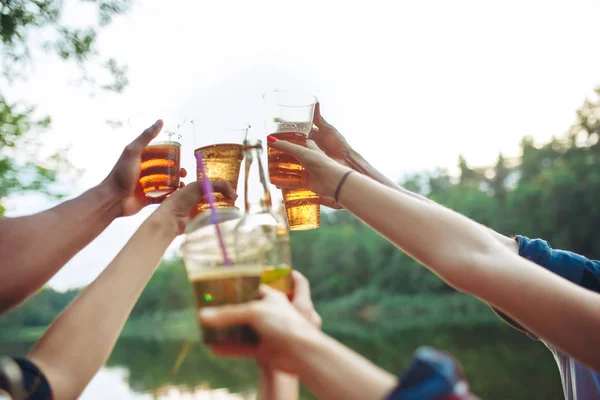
[267,132,308,187]
[281,189,320,231]
[271,119,312,135]
[140,141,181,198]
[194,143,243,212]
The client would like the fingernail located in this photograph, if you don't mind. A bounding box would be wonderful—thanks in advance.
[199,308,218,319]
[267,135,277,143]
[153,119,162,127]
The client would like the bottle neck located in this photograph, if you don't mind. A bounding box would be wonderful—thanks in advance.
[243,141,273,214]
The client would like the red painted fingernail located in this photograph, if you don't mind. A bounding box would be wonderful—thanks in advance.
[267,135,277,143]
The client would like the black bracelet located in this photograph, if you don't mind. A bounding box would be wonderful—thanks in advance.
[334,170,354,204]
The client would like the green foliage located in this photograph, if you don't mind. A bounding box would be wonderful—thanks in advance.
[0,0,131,215]
[0,287,79,335]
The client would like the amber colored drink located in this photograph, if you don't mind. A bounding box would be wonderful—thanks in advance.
[261,266,294,300]
[267,132,308,187]
[191,269,261,345]
[140,141,181,199]
[194,143,243,213]
[281,189,320,231]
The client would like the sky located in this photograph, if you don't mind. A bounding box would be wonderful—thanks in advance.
[3,0,600,290]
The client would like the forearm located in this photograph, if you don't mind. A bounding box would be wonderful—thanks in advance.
[291,329,397,400]
[0,183,122,313]
[337,172,600,369]
[27,210,175,400]
[345,149,518,252]
[258,366,299,400]
[338,171,503,290]
[475,250,600,370]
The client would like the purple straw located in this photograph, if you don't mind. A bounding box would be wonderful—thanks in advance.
[195,152,232,266]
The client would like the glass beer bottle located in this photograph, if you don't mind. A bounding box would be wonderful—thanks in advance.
[234,140,293,299]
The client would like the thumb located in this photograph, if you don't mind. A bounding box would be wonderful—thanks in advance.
[312,102,321,125]
[163,180,237,214]
[127,119,163,154]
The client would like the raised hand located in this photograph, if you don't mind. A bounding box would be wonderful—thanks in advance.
[102,119,188,217]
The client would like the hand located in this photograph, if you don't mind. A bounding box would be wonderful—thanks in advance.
[102,119,188,217]
[308,102,353,168]
[154,180,237,236]
[267,136,351,201]
[200,271,322,374]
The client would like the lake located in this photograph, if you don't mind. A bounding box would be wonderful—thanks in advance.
[0,323,563,399]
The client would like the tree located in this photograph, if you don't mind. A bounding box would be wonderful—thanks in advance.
[489,153,509,204]
[0,0,132,215]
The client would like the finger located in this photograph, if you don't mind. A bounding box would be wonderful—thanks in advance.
[165,180,237,214]
[267,136,311,161]
[199,303,258,328]
[210,345,259,358]
[291,271,311,303]
[258,284,288,303]
[291,271,317,317]
[306,140,325,155]
[126,120,163,154]
[180,168,188,178]
[311,311,323,329]
[312,102,321,125]
[212,181,238,201]
[319,197,342,210]
[148,196,166,205]
[179,182,185,188]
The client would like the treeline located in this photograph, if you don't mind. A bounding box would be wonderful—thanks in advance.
[2,88,599,330]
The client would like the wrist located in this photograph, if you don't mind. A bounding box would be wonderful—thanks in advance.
[145,208,179,240]
[324,164,353,199]
[286,325,329,374]
[95,182,125,219]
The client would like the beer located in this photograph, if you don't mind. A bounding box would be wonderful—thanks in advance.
[267,131,308,187]
[281,189,320,231]
[262,265,293,300]
[191,268,262,346]
[140,141,181,198]
[194,143,243,212]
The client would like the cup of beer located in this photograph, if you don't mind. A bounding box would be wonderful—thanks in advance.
[264,90,321,230]
[128,111,186,201]
[281,188,320,231]
[192,121,249,214]
[181,208,261,346]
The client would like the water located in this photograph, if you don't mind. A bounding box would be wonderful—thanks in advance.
[0,323,563,399]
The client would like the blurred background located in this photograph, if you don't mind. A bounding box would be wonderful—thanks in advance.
[1,0,600,398]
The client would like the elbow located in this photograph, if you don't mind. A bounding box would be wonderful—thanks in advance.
[435,245,504,296]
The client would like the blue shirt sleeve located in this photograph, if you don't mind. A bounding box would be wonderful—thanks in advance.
[492,236,600,337]
[516,236,600,293]
[386,347,472,400]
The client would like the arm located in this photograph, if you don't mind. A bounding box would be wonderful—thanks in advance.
[258,367,299,400]
[256,271,321,400]
[336,170,600,370]
[26,181,234,400]
[290,329,397,400]
[201,284,397,400]
[344,147,518,252]
[27,210,174,400]
[0,120,175,313]
[0,183,121,313]
[269,138,600,371]
[309,103,517,252]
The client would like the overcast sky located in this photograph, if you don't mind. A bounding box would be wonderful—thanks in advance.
[4,0,600,290]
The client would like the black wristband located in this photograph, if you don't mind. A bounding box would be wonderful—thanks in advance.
[334,170,354,204]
